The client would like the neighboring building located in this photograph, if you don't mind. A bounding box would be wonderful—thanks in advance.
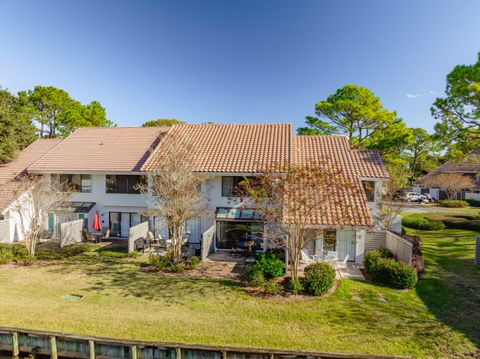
[27,127,168,238]
[0,123,390,264]
[0,139,62,242]
[416,150,480,200]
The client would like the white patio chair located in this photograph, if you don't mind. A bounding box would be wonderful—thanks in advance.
[337,254,349,269]
[327,251,338,259]
[300,249,315,265]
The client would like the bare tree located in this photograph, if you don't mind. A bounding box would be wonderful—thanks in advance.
[421,172,475,200]
[375,165,408,231]
[141,134,211,262]
[7,175,72,256]
[242,160,360,280]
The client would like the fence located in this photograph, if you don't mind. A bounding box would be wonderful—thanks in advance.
[475,236,480,265]
[365,230,413,265]
[60,219,85,247]
[128,221,149,253]
[0,219,9,243]
[201,224,215,261]
[0,327,409,359]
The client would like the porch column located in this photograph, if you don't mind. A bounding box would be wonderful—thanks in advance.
[355,229,366,264]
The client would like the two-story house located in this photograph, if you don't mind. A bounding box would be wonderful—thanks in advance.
[1,123,389,264]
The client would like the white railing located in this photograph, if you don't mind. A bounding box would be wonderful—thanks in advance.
[60,219,85,247]
[0,219,9,243]
[128,221,149,253]
[365,230,413,265]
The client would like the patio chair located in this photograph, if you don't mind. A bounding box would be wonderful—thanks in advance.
[134,238,146,253]
[337,254,349,269]
[300,249,316,265]
[84,230,99,244]
[101,229,111,242]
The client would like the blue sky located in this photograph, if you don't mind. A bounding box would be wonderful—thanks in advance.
[0,0,479,132]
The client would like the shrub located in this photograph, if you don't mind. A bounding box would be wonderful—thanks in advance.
[402,214,445,230]
[364,251,383,274]
[19,255,36,266]
[263,279,283,295]
[438,200,468,208]
[288,277,304,294]
[244,265,265,287]
[148,254,170,271]
[465,199,480,207]
[363,250,417,289]
[425,214,480,231]
[185,256,201,270]
[169,262,184,273]
[378,246,394,259]
[254,252,285,278]
[0,247,15,264]
[303,262,336,296]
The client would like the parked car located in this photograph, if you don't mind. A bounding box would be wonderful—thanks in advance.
[404,192,422,202]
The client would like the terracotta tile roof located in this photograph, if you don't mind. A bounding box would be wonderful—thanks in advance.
[28,127,168,173]
[142,123,292,173]
[0,139,61,212]
[292,135,381,227]
[293,135,389,179]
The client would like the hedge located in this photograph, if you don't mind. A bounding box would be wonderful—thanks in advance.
[438,200,469,208]
[425,214,480,231]
[363,250,417,289]
[402,214,445,230]
[465,199,480,207]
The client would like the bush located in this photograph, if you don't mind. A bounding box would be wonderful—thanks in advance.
[254,252,285,278]
[438,200,468,208]
[363,250,417,289]
[402,214,445,230]
[364,251,383,274]
[378,246,394,259]
[169,262,184,273]
[148,254,170,271]
[244,265,265,287]
[425,214,480,231]
[263,279,283,295]
[20,255,36,266]
[288,277,304,294]
[303,262,336,296]
[465,199,480,207]
[185,256,201,270]
[0,247,15,264]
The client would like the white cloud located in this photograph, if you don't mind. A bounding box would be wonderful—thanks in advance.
[406,90,437,99]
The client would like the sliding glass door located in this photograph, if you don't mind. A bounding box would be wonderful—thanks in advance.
[216,221,264,250]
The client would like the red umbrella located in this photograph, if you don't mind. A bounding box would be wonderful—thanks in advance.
[92,211,101,231]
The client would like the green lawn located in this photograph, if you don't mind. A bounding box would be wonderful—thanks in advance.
[0,230,479,358]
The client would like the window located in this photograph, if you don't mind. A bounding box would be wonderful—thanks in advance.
[221,176,254,197]
[362,180,376,202]
[106,175,144,194]
[52,174,91,193]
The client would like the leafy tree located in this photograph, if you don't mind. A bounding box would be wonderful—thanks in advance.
[19,86,113,138]
[298,84,413,171]
[402,128,439,179]
[0,88,36,163]
[431,53,480,160]
[431,53,480,137]
[143,118,185,127]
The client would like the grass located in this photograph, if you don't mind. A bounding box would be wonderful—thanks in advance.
[0,234,478,358]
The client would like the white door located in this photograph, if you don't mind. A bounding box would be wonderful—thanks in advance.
[336,229,356,261]
[120,213,130,237]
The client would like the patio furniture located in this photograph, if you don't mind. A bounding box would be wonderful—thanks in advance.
[134,238,146,253]
[84,230,100,244]
[337,254,349,269]
[300,249,316,265]
[100,229,111,242]
[325,251,338,267]
[147,231,156,249]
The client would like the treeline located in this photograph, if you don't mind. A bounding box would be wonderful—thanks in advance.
[298,53,480,186]
[0,86,113,164]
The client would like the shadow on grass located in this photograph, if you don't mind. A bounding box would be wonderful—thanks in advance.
[43,253,241,302]
[413,229,480,350]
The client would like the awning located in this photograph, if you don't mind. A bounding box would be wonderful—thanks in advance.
[215,207,263,221]
[56,202,96,213]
